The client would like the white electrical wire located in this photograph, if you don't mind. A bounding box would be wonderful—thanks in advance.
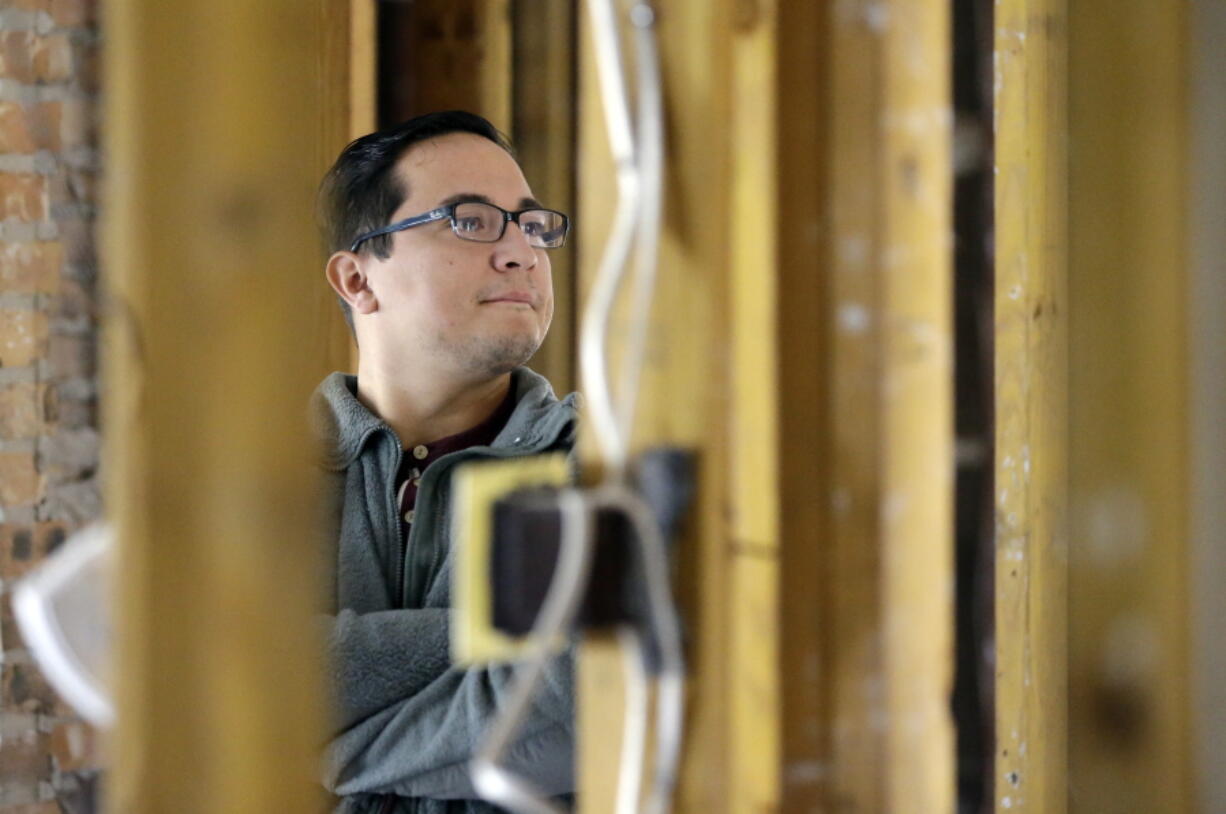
[615,2,665,451]
[581,0,642,477]
[472,4,684,813]
[615,625,649,814]
[581,3,684,812]
[606,485,686,814]
[470,490,594,814]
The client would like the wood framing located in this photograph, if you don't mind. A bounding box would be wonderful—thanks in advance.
[1067,1,1194,811]
[575,1,954,811]
[319,0,369,374]
[102,0,335,811]
[992,1,1069,812]
[513,0,579,393]
[376,0,513,132]
[823,1,955,810]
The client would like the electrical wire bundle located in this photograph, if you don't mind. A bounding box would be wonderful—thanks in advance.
[469,2,685,813]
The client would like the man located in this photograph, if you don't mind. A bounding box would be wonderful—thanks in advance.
[311,111,579,814]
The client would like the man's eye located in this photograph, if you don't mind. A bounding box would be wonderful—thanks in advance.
[456,218,483,232]
[521,221,544,236]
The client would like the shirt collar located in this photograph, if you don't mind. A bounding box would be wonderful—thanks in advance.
[309,367,579,471]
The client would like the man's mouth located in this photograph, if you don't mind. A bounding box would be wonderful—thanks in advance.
[481,292,535,307]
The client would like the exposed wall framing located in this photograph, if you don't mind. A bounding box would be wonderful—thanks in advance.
[103,0,336,810]
[992,0,1069,812]
[575,2,954,811]
[1067,1,1194,811]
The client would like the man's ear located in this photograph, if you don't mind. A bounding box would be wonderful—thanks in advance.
[325,251,378,315]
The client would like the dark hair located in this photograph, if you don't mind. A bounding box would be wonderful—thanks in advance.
[318,110,515,332]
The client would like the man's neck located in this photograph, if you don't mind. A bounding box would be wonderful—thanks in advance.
[355,359,512,449]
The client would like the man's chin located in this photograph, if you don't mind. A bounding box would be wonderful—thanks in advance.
[458,334,543,377]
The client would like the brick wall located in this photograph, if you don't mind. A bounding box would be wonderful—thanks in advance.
[0,0,101,811]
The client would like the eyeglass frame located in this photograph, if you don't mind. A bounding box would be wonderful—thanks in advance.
[348,201,571,253]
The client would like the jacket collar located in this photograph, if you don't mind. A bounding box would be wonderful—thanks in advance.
[309,367,579,471]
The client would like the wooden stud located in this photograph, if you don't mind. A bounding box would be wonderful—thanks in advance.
[1067,1,1194,811]
[513,0,579,393]
[575,1,734,811]
[575,1,954,811]
[993,0,1069,811]
[824,1,955,810]
[727,0,781,809]
[1189,2,1226,808]
[377,0,512,132]
[102,0,333,811]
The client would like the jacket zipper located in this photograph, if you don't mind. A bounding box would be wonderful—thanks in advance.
[386,440,406,607]
[397,445,521,607]
[396,423,569,606]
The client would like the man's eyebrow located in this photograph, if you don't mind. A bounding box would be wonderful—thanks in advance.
[437,192,494,208]
[435,192,547,211]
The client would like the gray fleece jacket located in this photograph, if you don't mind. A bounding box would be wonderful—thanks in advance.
[310,367,580,814]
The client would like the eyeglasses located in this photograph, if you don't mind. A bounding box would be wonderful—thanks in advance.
[349,201,571,252]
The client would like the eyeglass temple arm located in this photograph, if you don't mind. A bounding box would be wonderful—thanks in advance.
[348,208,450,252]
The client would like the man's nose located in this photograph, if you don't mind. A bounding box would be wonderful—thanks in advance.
[491,222,538,272]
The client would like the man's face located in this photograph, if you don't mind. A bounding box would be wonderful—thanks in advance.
[360,132,555,380]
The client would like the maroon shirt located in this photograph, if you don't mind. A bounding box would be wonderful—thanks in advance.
[395,384,518,539]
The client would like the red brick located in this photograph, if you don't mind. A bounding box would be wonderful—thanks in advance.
[0,242,62,294]
[7,33,73,83]
[0,174,48,223]
[0,381,53,439]
[53,398,92,430]
[1,661,67,715]
[1,588,23,652]
[0,523,69,579]
[0,804,62,814]
[56,276,92,321]
[0,728,52,783]
[46,332,92,378]
[49,718,99,772]
[0,33,37,83]
[0,101,62,154]
[33,33,73,82]
[48,166,96,207]
[0,32,74,83]
[0,452,43,508]
[71,37,98,92]
[0,309,49,367]
[54,215,93,266]
[52,0,97,27]
[7,0,98,27]
[58,97,95,151]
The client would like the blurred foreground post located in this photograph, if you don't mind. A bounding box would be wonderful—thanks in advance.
[102,0,341,810]
[1067,1,1195,811]
[575,1,953,811]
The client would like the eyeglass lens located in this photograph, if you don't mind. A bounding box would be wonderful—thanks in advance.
[452,202,566,248]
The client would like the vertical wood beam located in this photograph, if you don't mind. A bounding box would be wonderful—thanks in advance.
[777,1,829,809]
[727,0,781,810]
[575,2,734,811]
[1189,2,1226,809]
[103,1,330,811]
[350,0,377,138]
[1067,1,1194,811]
[319,0,367,374]
[377,0,512,132]
[576,1,953,812]
[513,0,579,392]
[992,0,1069,812]
[825,0,955,810]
